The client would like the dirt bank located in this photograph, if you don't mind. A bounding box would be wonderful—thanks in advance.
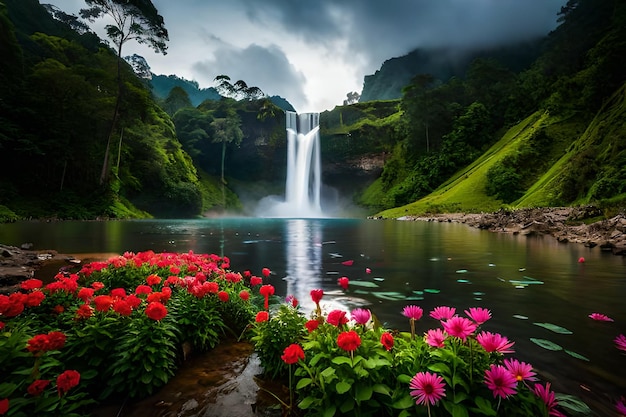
[395,206,626,256]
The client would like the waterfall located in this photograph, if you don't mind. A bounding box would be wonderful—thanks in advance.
[255,111,324,218]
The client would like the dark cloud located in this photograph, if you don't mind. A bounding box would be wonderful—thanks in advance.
[240,0,566,71]
[192,44,308,109]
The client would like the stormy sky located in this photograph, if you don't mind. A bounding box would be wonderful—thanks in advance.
[46,0,567,112]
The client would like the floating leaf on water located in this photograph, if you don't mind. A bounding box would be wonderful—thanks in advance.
[519,268,526,271]
[353,289,370,295]
[474,297,482,301]
[429,257,439,262]
[326,271,339,275]
[456,279,471,283]
[373,277,385,282]
[424,288,440,294]
[372,291,405,301]
[555,394,592,415]
[412,290,424,295]
[473,292,485,296]
[530,338,563,351]
[488,263,496,267]
[407,296,424,301]
[497,277,505,282]
[328,252,342,258]
[533,322,573,334]
[509,277,544,285]
[456,269,468,273]
[564,350,590,362]
[515,285,526,289]
[513,315,528,320]
[349,280,379,288]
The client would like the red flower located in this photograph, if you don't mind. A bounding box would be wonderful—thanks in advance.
[243,270,251,278]
[380,332,394,351]
[281,343,305,365]
[0,398,8,415]
[77,287,95,302]
[27,380,50,396]
[146,274,161,286]
[337,330,361,352]
[305,319,320,333]
[75,304,93,319]
[310,289,324,304]
[327,309,348,327]
[218,291,229,302]
[46,331,66,350]
[56,370,80,397]
[259,284,275,310]
[52,305,65,314]
[250,276,263,286]
[93,295,114,312]
[255,311,269,323]
[113,300,132,316]
[135,284,152,295]
[286,295,298,307]
[110,288,127,299]
[20,278,43,291]
[145,301,168,321]
[26,331,66,354]
[239,290,250,301]
[91,281,105,291]
[338,276,349,290]
[262,267,271,277]
[24,291,45,308]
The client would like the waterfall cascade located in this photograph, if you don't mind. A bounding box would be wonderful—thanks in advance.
[255,111,324,218]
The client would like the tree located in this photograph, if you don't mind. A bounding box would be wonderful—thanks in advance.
[214,75,264,101]
[211,117,243,185]
[80,0,168,184]
[163,86,192,116]
[343,91,360,105]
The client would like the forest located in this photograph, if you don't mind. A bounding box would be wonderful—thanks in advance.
[1,0,625,222]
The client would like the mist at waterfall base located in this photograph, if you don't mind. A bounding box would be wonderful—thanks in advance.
[253,111,363,218]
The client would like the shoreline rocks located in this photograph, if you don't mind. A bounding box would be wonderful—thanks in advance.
[399,207,626,256]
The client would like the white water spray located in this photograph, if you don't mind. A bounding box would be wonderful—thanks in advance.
[255,111,324,218]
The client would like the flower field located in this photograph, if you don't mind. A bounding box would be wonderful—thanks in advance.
[1,250,624,416]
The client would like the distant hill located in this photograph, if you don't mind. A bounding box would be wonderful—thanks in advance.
[360,41,543,102]
[150,74,296,112]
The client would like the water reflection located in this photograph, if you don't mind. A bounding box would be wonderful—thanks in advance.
[283,219,323,312]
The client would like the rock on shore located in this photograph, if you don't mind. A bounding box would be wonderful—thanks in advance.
[400,206,626,256]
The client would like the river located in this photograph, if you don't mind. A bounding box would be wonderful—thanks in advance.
[1,218,624,414]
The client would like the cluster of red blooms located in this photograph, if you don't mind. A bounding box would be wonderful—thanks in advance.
[26,331,66,354]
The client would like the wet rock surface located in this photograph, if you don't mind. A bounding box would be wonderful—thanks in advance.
[401,206,626,256]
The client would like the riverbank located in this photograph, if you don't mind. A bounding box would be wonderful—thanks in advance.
[395,206,626,256]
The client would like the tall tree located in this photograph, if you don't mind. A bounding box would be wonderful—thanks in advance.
[79,0,168,184]
[214,75,264,101]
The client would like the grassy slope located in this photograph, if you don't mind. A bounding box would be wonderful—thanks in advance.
[375,111,580,218]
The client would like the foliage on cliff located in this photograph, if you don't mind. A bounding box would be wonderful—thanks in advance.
[349,0,626,218]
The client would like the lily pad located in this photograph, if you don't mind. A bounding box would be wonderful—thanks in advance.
[407,296,424,301]
[509,276,544,285]
[473,292,485,296]
[353,290,370,295]
[564,350,589,362]
[349,280,379,288]
[530,338,562,351]
[488,263,496,267]
[456,279,471,283]
[533,322,573,334]
[513,315,528,320]
[555,394,592,415]
[424,288,440,294]
[456,269,468,273]
[373,277,385,282]
[412,290,424,295]
[372,291,405,301]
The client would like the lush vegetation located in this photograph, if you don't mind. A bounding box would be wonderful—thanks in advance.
[0,250,269,416]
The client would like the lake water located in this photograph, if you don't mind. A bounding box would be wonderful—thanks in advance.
[1,218,624,413]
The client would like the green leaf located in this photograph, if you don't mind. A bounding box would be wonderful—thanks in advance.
[533,322,572,334]
[321,366,337,384]
[529,338,563,351]
[355,384,373,402]
[372,383,391,397]
[298,396,316,410]
[336,380,351,394]
[331,356,352,366]
[397,374,412,384]
[564,349,590,361]
[427,362,451,375]
[474,396,497,416]
[323,404,337,417]
[340,398,355,413]
[296,378,312,390]
[555,394,592,416]
[392,394,415,409]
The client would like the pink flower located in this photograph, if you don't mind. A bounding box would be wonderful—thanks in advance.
[534,382,566,417]
[476,331,515,354]
[424,328,447,348]
[338,276,349,290]
[484,364,517,399]
[402,305,423,321]
[504,358,537,382]
[464,307,492,324]
[341,260,354,266]
[430,306,456,321]
[615,334,626,352]
[351,308,371,325]
[615,396,626,416]
[588,312,614,322]
[442,316,477,341]
[409,371,446,406]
